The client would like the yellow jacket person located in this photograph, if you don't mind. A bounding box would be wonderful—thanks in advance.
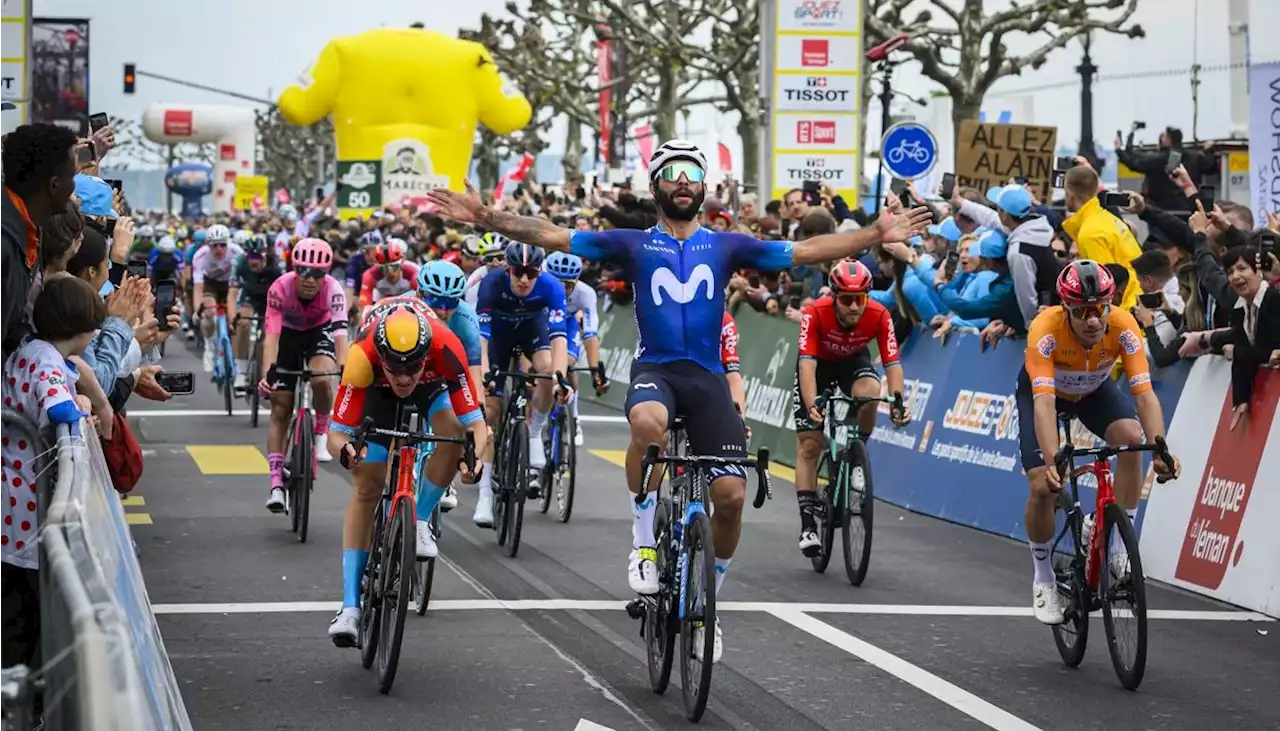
[1061,165,1143,309]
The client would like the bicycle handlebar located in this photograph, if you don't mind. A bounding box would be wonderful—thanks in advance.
[1054,435,1176,484]
[485,369,569,392]
[349,415,476,474]
[638,442,772,510]
[272,367,343,381]
[814,386,904,418]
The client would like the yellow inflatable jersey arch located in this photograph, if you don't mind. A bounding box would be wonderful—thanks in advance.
[279,28,532,215]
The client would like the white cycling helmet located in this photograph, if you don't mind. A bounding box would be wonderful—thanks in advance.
[137,224,155,238]
[460,234,483,258]
[232,229,253,246]
[647,139,707,180]
[156,235,177,253]
[205,224,231,243]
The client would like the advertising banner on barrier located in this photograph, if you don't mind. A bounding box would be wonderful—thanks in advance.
[1141,359,1280,617]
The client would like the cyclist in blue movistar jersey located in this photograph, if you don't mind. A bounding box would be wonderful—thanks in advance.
[471,241,571,526]
[544,251,607,447]
[418,259,484,519]
[427,140,930,661]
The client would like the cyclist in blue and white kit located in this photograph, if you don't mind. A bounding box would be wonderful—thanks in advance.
[471,242,572,526]
[417,260,484,522]
[427,139,931,661]
[544,251,608,447]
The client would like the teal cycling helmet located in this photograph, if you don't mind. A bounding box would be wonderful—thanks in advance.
[544,251,583,280]
[193,229,208,244]
[418,260,468,299]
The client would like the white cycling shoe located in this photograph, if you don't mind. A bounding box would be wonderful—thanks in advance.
[693,622,723,664]
[416,520,438,560]
[528,431,546,470]
[628,548,660,595]
[328,607,360,647]
[265,487,286,513]
[473,489,495,528]
[1032,582,1066,625]
[202,349,215,373]
[798,529,821,557]
[233,372,248,393]
[314,434,332,463]
[440,485,458,512]
[574,423,585,447]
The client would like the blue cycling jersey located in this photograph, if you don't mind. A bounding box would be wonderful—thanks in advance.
[570,226,793,373]
[445,301,483,367]
[183,242,202,266]
[345,255,369,290]
[147,249,183,277]
[475,268,568,341]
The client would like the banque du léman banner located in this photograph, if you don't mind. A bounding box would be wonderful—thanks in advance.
[278,27,532,218]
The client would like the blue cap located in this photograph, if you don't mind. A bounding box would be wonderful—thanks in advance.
[75,174,116,217]
[985,186,1034,218]
[927,216,962,242]
[976,229,1009,259]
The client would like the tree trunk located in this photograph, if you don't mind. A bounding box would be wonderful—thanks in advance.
[951,92,982,144]
[653,67,678,142]
[474,132,501,193]
[736,114,758,190]
[561,116,584,184]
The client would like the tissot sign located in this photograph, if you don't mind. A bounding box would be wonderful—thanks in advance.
[775,74,858,112]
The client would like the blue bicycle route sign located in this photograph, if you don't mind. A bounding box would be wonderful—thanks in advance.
[880,122,938,180]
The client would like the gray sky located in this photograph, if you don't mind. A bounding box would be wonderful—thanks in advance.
[35,0,1280,174]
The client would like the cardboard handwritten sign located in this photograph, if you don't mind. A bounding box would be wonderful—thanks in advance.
[954,121,1058,200]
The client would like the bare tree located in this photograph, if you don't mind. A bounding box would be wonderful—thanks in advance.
[103,116,215,171]
[865,0,1144,135]
[683,0,761,186]
[255,107,334,201]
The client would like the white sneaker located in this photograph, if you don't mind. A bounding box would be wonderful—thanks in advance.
[416,520,438,559]
[693,622,723,664]
[202,348,215,373]
[233,372,248,393]
[1032,581,1066,625]
[183,324,196,341]
[473,489,495,528]
[574,423,585,447]
[628,548,660,595]
[798,529,821,557]
[328,607,360,647]
[440,485,458,512]
[265,487,286,513]
[528,430,546,470]
[314,434,332,463]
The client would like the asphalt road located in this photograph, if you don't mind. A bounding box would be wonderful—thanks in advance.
[127,340,1278,731]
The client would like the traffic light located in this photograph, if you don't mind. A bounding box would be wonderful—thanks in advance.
[123,63,136,94]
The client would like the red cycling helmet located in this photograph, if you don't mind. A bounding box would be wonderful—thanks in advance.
[1057,259,1115,307]
[374,243,404,266]
[828,259,873,294]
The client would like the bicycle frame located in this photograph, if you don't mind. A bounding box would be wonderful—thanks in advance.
[1066,457,1117,593]
[214,312,235,382]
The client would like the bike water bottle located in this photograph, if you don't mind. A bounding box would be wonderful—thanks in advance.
[1081,512,1096,551]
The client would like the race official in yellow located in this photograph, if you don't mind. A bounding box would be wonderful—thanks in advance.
[1062,165,1143,308]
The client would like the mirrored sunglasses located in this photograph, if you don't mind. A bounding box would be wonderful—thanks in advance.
[835,292,868,307]
[296,266,327,280]
[657,161,706,183]
[1066,303,1109,320]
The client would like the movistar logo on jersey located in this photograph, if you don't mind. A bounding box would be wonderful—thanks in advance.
[651,264,715,306]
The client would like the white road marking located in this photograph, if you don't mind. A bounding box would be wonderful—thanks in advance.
[575,721,618,731]
[770,609,1043,731]
[130,408,628,423]
[150,598,1275,621]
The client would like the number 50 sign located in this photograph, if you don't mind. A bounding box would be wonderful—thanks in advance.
[336,160,382,213]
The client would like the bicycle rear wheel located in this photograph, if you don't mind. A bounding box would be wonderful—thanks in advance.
[504,422,529,558]
[376,498,415,694]
[811,453,836,574]
[1050,491,1089,667]
[842,440,874,586]
[646,497,677,694]
[679,509,716,722]
[495,429,512,546]
[296,411,314,543]
[556,408,577,523]
[222,349,235,416]
[538,417,557,515]
[1100,502,1147,690]
[415,506,440,617]
[248,342,262,428]
[359,502,387,670]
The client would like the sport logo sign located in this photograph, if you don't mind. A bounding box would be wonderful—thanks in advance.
[796,120,837,145]
[800,39,829,67]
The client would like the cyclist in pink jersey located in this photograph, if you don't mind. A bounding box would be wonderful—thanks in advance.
[258,239,350,512]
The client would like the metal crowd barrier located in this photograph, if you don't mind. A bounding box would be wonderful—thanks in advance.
[2,414,192,731]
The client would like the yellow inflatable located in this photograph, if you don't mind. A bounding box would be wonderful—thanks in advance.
[279,28,532,217]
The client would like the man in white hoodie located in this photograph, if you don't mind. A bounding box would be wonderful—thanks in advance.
[951,186,1058,331]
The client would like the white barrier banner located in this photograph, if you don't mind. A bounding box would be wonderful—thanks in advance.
[1247,61,1280,229]
[1141,357,1280,617]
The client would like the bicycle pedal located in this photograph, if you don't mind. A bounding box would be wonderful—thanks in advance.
[625,598,645,620]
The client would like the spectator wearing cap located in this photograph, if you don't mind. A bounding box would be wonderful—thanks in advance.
[708,209,734,232]
[1114,123,1215,213]
[933,229,1023,332]
[2,123,81,356]
[927,230,1002,337]
[1061,165,1143,308]
[926,217,963,259]
[75,174,136,290]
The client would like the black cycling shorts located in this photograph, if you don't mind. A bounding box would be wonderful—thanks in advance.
[792,352,879,432]
[624,360,747,479]
[197,279,230,313]
[1014,366,1137,471]
[273,327,338,391]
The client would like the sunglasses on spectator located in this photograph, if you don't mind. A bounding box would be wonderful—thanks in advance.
[424,294,460,312]
[656,162,705,183]
[1066,303,1109,320]
[296,266,327,280]
[835,292,868,307]
[511,265,540,281]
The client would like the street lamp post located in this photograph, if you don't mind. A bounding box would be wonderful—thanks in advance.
[1076,33,1101,171]
[867,34,909,215]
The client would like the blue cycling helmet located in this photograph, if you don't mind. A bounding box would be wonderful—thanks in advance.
[544,251,583,281]
[418,260,468,299]
[193,229,208,244]
[504,241,545,269]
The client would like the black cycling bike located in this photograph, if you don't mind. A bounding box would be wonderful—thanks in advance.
[537,363,607,523]
[809,387,904,585]
[626,414,771,722]
[274,367,342,544]
[237,312,266,427]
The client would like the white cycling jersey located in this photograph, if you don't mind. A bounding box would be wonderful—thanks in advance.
[565,282,600,338]
[192,243,245,284]
[464,264,493,308]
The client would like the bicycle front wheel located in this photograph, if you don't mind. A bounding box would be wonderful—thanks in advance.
[376,499,415,694]
[646,497,676,694]
[679,509,716,722]
[296,411,314,544]
[841,440,875,586]
[504,421,529,558]
[556,408,577,523]
[222,350,235,416]
[1050,491,1089,667]
[1100,502,1147,690]
[359,502,386,670]
[415,506,440,617]
[248,344,262,428]
[538,418,556,515]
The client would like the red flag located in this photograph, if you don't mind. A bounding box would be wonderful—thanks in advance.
[275,188,291,206]
[634,124,655,166]
[718,143,732,174]
[493,152,536,201]
[597,38,612,163]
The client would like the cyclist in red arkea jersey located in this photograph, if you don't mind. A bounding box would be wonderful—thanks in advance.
[791,260,909,558]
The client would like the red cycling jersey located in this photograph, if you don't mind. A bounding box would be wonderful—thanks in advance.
[798,296,900,367]
[358,260,421,308]
[721,311,740,373]
[332,299,482,433]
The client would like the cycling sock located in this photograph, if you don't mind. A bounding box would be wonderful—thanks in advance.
[796,491,818,532]
[714,557,732,594]
[571,392,580,419]
[236,358,249,375]
[631,493,657,549]
[341,548,369,608]
[1029,541,1054,584]
[268,452,285,489]
[530,407,549,436]
[313,414,330,436]
[417,478,445,521]
[478,461,493,491]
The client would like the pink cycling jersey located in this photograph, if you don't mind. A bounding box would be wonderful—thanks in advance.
[265,272,349,337]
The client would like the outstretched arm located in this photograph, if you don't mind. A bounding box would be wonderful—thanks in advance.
[791,206,933,266]
[427,180,570,251]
